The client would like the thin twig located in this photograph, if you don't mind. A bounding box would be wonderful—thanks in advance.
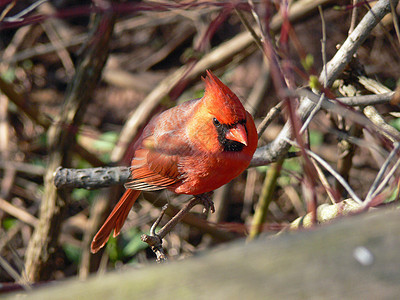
[0,0,16,22]
[318,5,328,87]
[242,169,258,220]
[321,0,393,87]
[244,63,271,116]
[3,34,88,64]
[288,198,361,229]
[235,7,264,53]
[0,160,45,176]
[150,204,168,236]
[369,157,400,203]
[338,92,394,106]
[365,143,400,201]
[365,142,400,204]
[248,0,266,41]
[284,138,363,204]
[311,159,337,205]
[248,159,283,241]
[3,0,47,22]
[141,197,203,262]
[257,102,283,139]
[143,196,235,242]
[0,255,31,291]
[349,0,359,34]
[0,197,38,227]
[156,197,203,240]
[395,176,400,203]
[141,205,169,263]
[390,0,400,46]
[41,21,75,78]
[295,89,399,142]
[300,93,324,134]
[0,223,21,252]
[364,105,400,143]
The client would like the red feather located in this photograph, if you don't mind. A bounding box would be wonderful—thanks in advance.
[91,70,258,253]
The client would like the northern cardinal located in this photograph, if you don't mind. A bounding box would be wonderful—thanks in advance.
[91,70,257,253]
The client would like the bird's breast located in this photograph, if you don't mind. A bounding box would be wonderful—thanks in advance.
[174,150,252,195]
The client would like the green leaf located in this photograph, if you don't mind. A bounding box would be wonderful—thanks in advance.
[122,228,148,256]
[37,133,47,147]
[193,89,205,99]
[390,118,400,131]
[76,157,92,169]
[22,60,33,70]
[309,75,320,91]
[93,131,118,152]
[256,165,269,173]
[309,130,324,146]
[1,68,16,82]
[283,158,301,172]
[63,244,81,264]
[71,188,91,201]
[385,187,399,204]
[31,157,46,168]
[3,218,17,230]
[106,236,119,262]
[301,54,314,72]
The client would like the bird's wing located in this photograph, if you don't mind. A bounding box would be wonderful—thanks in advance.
[125,99,199,192]
[124,134,188,191]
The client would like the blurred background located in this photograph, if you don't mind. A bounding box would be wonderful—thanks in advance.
[0,0,399,287]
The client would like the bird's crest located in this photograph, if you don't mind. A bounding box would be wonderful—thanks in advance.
[202,70,246,124]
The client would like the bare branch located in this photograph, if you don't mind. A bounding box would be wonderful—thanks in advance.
[4,0,47,22]
[54,167,130,189]
[364,142,400,206]
[0,197,38,227]
[141,197,204,262]
[338,92,394,106]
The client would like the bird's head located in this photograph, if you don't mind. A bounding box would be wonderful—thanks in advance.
[201,70,249,151]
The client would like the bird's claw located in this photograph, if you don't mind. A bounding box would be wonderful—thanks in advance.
[197,192,215,214]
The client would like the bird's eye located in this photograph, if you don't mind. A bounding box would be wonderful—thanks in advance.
[213,118,220,126]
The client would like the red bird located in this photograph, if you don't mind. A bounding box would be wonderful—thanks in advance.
[91,70,258,253]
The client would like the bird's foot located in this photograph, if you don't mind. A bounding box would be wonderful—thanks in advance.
[196,192,215,214]
[141,204,168,263]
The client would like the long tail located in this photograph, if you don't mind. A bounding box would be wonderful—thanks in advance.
[91,189,141,253]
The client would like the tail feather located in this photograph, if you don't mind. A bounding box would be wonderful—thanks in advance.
[91,189,141,253]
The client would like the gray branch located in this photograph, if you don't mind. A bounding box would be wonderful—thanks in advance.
[54,167,130,189]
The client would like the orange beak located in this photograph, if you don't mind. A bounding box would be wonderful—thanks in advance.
[225,123,248,146]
